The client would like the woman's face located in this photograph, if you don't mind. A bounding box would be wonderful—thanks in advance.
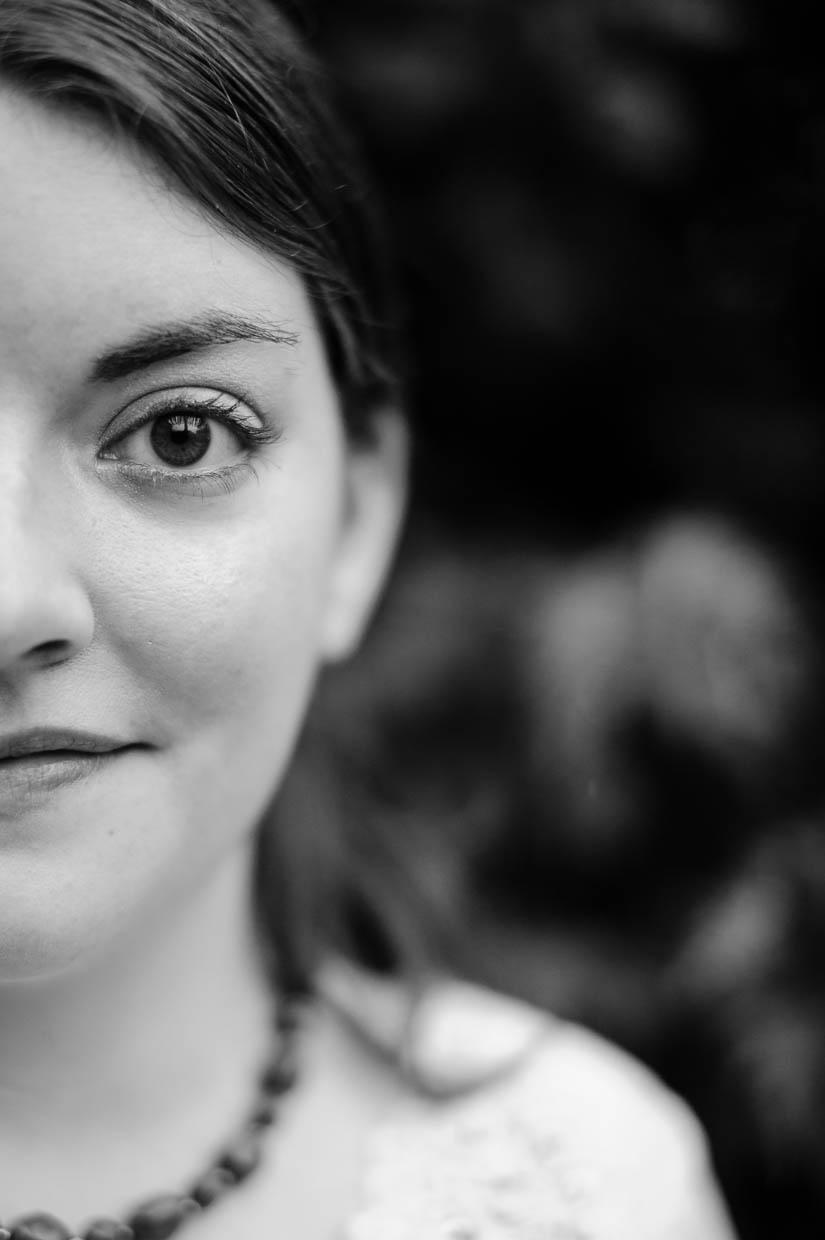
[0,89,404,979]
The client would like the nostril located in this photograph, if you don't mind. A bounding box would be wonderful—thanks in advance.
[0,556,96,669]
[29,639,74,665]
[0,561,96,672]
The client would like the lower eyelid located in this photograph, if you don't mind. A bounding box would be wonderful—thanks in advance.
[100,458,260,497]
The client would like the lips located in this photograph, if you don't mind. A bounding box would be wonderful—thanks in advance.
[0,728,133,762]
[0,730,140,809]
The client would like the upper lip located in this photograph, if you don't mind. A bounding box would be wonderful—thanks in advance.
[0,729,134,761]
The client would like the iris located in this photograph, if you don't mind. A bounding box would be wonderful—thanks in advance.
[150,414,211,467]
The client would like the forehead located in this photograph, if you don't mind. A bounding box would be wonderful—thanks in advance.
[0,87,307,384]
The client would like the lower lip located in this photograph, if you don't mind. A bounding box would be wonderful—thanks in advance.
[0,749,132,806]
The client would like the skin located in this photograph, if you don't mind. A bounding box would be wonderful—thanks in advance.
[0,87,405,1230]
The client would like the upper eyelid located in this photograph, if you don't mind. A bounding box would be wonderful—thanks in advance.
[84,347,299,432]
[99,387,258,442]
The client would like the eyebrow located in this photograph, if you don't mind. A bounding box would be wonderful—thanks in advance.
[89,311,301,383]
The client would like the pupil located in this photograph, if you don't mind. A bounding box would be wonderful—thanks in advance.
[150,414,211,467]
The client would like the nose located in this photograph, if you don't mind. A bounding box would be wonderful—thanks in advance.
[0,477,95,674]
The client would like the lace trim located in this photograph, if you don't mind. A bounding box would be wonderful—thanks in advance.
[345,1065,596,1240]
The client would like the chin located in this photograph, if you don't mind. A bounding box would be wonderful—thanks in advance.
[0,848,146,984]
[0,911,94,983]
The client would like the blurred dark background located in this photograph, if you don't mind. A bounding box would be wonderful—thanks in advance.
[302,2,825,1236]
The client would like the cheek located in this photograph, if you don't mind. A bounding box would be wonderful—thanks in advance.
[116,532,323,713]
[88,472,345,824]
[0,469,347,980]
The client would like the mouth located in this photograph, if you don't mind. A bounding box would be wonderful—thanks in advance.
[0,730,140,805]
[0,728,134,762]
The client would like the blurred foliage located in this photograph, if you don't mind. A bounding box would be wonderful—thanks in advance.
[300,2,825,1236]
[309,0,825,558]
[314,521,825,1239]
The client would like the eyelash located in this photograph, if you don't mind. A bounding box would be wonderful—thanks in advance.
[97,391,283,497]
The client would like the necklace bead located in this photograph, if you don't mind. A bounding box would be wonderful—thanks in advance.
[188,1170,234,1211]
[8,1215,74,1240]
[260,1052,297,1095]
[83,1222,134,1240]
[127,1196,198,1240]
[217,1129,264,1182]
[250,1098,277,1127]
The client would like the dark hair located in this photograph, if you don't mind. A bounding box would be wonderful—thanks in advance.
[0,0,409,988]
[0,0,401,439]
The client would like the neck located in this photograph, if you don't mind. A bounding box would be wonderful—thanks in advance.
[0,844,277,1223]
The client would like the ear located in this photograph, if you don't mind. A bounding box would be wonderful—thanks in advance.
[320,409,409,662]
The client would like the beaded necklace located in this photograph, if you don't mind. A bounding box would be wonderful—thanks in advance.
[0,989,305,1240]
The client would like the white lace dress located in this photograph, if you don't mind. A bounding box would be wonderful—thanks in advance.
[319,963,738,1240]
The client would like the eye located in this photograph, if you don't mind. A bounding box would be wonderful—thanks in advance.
[113,409,241,470]
[98,388,280,479]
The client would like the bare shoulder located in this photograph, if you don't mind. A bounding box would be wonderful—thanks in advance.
[340,975,737,1240]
